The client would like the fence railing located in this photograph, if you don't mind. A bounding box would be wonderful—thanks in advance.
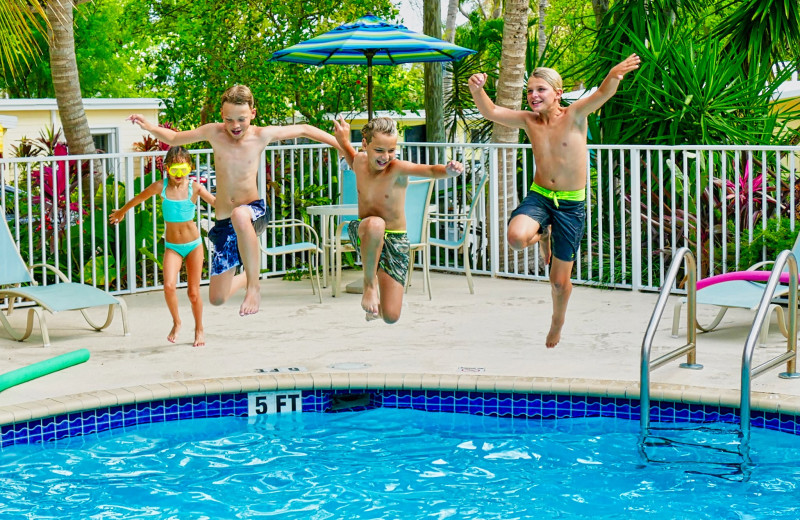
[3,143,799,298]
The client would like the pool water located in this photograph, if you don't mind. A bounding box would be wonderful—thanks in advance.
[1,408,799,519]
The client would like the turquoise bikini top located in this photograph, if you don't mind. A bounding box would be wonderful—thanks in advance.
[161,181,196,223]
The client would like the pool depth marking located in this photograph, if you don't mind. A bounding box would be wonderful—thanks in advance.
[247,391,303,416]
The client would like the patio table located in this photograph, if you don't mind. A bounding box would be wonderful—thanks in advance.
[307,204,358,296]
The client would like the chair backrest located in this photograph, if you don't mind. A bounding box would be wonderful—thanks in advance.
[465,172,490,221]
[340,168,358,205]
[338,168,358,226]
[790,231,800,261]
[0,216,34,285]
[405,177,435,246]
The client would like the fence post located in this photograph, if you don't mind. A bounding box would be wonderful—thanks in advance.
[125,155,136,293]
[489,146,499,278]
[631,148,642,291]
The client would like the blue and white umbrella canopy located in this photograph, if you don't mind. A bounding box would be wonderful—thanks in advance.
[271,14,476,119]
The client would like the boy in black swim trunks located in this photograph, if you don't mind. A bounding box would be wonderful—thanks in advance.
[332,116,464,323]
[469,54,640,347]
[129,85,341,316]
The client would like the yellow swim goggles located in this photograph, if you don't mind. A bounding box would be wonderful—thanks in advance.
[167,163,192,177]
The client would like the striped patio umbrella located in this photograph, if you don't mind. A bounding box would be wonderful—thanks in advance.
[271,14,476,120]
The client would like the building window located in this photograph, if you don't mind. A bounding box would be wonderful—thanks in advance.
[91,128,118,154]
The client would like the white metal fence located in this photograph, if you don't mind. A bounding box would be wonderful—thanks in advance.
[3,143,799,297]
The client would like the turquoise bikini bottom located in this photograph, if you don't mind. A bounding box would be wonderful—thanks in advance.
[165,237,202,258]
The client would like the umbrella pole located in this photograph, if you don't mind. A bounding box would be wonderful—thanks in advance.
[366,51,375,121]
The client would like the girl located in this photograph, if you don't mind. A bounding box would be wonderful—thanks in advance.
[110,146,215,346]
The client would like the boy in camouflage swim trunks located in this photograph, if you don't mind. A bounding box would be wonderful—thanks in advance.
[333,116,464,323]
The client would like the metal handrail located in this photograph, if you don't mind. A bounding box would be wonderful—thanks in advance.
[640,247,700,439]
[740,250,800,445]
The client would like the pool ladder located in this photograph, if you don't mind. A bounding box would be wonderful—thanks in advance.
[640,247,800,469]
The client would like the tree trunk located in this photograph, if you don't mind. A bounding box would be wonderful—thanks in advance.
[590,0,609,28]
[538,0,548,58]
[47,0,95,157]
[424,0,445,149]
[492,0,529,273]
[444,0,459,43]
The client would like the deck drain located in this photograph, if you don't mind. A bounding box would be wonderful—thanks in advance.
[328,362,370,370]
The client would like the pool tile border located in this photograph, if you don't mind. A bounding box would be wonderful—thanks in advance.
[2,373,800,447]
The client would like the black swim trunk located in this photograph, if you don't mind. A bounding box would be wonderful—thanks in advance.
[510,188,586,263]
[208,199,270,276]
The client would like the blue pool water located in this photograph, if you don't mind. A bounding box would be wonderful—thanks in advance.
[1,408,799,519]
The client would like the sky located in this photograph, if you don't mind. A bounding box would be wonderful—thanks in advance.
[395,0,467,33]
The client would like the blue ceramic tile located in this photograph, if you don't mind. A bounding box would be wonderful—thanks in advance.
[411,394,427,410]
[440,395,455,413]
[674,408,690,422]
[527,398,543,415]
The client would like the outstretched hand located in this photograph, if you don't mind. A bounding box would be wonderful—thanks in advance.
[127,114,148,128]
[109,209,124,225]
[445,160,464,177]
[609,54,640,81]
[467,73,488,93]
[332,115,350,142]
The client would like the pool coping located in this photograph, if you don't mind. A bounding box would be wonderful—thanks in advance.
[4,372,800,426]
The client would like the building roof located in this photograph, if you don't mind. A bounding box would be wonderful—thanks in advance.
[0,98,165,112]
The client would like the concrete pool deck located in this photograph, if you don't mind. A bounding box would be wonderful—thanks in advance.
[2,270,800,424]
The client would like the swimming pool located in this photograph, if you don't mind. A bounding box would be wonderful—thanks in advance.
[2,407,800,519]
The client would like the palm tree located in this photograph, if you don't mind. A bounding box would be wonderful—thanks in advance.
[424,0,445,146]
[1,0,96,156]
[492,0,529,264]
[46,0,95,156]
[0,0,47,78]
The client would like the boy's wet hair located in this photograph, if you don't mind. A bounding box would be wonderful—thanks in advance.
[530,68,563,92]
[221,85,255,108]
[361,117,397,144]
[164,146,191,166]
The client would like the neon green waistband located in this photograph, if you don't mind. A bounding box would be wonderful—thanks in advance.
[355,219,406,235]
[530,182,586,208]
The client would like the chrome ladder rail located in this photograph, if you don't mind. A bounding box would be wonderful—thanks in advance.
[640,247,701,441]
[740,250,800,457]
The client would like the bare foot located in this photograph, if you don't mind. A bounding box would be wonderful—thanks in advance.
[240,288,261,316]
[546,318,563,348]
[540,226,552,265]
[167,322,181,343]
[365,311,382,322]
[362,281,380,320]
[193,329,205,347]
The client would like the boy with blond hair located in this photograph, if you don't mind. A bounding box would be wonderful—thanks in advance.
[469,54,640,347]
[129,85,341,316]
[332,116,464,323]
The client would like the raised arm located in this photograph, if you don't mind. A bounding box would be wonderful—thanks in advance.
[195,182,216,208]
[468,73,530,129]
[332,116,357,168]
[569,54,640,119]
[265,123,341,152]
[395,160,465,179]
[109,180,163,224]
[127,114,212,147]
